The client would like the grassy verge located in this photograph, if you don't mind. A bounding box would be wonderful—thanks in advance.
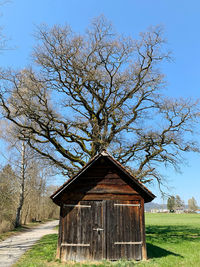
[14,213,200,267]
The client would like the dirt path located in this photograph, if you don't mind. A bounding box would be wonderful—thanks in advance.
[0,220,59,267]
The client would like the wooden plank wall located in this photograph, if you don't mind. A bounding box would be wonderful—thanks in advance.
[57,158,147,261]
[60,201,104,261]
[59,159,141,202]
[59,200,146,261]
[106,200,142,260]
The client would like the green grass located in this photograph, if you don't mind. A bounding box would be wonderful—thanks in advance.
[141,213,200,267]
[14,213,200,267]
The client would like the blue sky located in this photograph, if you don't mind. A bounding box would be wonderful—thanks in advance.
[0,0,200,205]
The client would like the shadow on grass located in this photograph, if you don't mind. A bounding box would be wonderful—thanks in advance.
[147,243,183,259]
[146,225,200,243]
[145,224,200,259]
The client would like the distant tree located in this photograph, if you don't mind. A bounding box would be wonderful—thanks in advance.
[22,159,58,223]
[167,196,175,212]
[175,195,185,210]
[188,197,198,212]
[14,141,26,227]
[0,164,17,224]
[0,119,58,228]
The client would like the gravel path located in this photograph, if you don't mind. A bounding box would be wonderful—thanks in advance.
[0,220,59,267]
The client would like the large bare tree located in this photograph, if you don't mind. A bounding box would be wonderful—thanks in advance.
[0,16,199,186]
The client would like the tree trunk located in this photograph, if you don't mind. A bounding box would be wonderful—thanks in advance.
[15,142,25,228]
[23,204,30,225]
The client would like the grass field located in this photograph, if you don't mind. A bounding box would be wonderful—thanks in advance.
[13,213,200,267]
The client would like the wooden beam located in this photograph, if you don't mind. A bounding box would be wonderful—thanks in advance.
[114,241,142,245]
[140,198,147,260]
[63,204,91,208]
[114,203,140,207]
[61,243,90,247]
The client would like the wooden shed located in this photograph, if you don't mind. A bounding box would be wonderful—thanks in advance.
[51,150,155,262]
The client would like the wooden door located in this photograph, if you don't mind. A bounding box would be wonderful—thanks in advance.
[61,200,104,261]
[106,200,142,260]
[61,200,142,261]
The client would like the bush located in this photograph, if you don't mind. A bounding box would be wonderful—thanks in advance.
[0,220,14,233]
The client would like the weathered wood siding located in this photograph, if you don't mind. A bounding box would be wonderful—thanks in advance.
[54,155,151,261]
[106,200,142,260]
[57,158,141,203]
[59,200,145,261]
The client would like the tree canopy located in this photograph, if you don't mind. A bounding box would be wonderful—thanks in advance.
[0,16,199,186]
[167,196,175,211]
[188,197,198,211]
[167,195,185,212]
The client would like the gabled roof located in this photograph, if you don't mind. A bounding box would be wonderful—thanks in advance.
[50,150,156,203]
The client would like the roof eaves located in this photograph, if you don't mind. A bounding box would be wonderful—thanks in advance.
[50,152,103,199]
[50,150,156,202]
[106,155,156,200]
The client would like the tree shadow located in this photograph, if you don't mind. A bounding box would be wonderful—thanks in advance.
[145,224,200,259]
[146,243,183,259]
[146,225,200,243]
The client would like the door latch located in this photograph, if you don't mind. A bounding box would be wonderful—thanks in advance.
[93,228,104,234]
